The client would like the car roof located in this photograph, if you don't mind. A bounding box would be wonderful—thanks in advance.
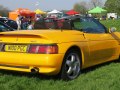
[0,18,8,20]
[0,17,12,21]
[0,21,14,31]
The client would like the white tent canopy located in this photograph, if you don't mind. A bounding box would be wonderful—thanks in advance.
[47,9,62,14]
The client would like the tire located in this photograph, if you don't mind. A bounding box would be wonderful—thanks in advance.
[117,56,120,62]
[60,49,81,80]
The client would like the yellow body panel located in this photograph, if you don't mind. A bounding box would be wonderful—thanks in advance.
[0,30,119,75]
[0,52,64,75]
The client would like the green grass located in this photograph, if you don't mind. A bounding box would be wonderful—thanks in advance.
[100,19,120,32]
[0,20,120,90]
[0,62,120,90]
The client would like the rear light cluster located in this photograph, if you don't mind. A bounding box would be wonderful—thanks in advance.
[28,45,58,54]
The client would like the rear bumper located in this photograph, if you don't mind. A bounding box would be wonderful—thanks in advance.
[0,52,64,75]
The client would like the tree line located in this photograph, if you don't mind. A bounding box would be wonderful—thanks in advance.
[0,5,10,17]
[73,0,120,15]
[0,0,120,17]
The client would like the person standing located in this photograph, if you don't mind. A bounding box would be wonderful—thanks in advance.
[16,15,22,30]
[27,16,35,30]
[27,21,34,30]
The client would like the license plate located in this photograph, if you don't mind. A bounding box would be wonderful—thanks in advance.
[5,45,28,52]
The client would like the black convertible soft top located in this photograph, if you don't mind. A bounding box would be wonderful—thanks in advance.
[34,15,93,29]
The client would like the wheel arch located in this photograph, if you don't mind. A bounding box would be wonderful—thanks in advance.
[63,45,83,68]
[58,45,83,80]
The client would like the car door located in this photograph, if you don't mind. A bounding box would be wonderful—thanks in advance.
[84,33,119,65]
[73,17,119,66]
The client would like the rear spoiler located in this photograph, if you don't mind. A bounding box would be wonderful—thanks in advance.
[0,33,48,39]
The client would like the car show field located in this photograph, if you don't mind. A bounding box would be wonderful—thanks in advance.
[0,16,120,81]
[0,19,120,89]
[0,0,120,89]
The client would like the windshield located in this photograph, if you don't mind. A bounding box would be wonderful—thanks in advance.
[73,18,107,33]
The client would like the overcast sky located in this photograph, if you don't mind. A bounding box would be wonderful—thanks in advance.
[0,0,106,11]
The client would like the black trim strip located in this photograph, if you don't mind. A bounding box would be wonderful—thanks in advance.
[0,64,29,69]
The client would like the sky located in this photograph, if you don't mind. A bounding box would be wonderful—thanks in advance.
[0,0,106,11]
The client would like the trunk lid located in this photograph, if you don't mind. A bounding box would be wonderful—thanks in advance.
[0,30,84,44]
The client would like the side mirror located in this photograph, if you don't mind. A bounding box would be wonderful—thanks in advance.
[109,27,117,33]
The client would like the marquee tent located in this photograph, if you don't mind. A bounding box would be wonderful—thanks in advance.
[88,6,107,14]
[9,8,35,20]
[66,10,79,15]
[47,9,62,14]
[35,9,46,14]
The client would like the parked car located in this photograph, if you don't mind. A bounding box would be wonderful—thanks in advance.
[0,16,119,80]
[0,21,14,32]
[0,17,18,29]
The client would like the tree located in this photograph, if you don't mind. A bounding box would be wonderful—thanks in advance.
[105,0,120,15]
[0,5,10,17]
[73,2,87,14]
[90,0,103,8]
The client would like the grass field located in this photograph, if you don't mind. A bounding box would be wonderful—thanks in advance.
[0,19,120,90]
[101,19,120,31]
[0,61,120,90]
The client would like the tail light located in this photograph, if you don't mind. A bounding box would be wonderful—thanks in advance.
[28,45,58,54]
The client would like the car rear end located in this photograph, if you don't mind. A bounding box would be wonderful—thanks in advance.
[0,32,64,75]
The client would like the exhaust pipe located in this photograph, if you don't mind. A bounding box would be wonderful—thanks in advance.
[31,67,39,73]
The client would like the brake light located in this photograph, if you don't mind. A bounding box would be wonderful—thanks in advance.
[28,45,58,54]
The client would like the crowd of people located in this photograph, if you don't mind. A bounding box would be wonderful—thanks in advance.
[15,13,63,30]
[16,15,34,30]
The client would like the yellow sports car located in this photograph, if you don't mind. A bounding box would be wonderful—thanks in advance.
[0,16,119,80]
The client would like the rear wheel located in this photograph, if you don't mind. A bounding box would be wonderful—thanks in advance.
[60,50,81,80]
[117,56,120,62]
